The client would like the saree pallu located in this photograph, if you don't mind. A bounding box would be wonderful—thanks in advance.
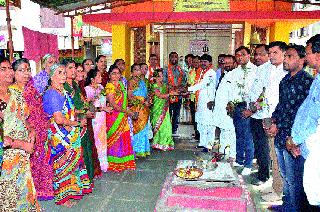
[130,80,150,157]
[0,84,40,211]
[24,79,54,200]
[0,121,3,175]
[80,80,102,178]
[85,85,108,172]
[47,91,92,205]
[150,84,174,151]
[106,82,136,172]
[64,81,96,181]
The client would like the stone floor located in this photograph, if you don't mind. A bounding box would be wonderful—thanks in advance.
[40,124,276,211]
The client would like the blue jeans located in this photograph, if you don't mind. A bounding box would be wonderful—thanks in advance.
[275,146,309,212]
[233,103,254,168]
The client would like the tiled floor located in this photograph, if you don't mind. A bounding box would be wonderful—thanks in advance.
[40,124,274,211]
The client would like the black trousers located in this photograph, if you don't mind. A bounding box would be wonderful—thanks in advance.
[189,101,200,138]
[169,98,182,133]
[250,118,270,181]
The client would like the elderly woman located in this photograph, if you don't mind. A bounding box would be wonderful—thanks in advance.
[0,58,39,211]
[43,63,92,207]
[105,65,136,172]
[0,57,14,175]
[33,54,56,94]
[62,59,96,180]
[128,64,150,157]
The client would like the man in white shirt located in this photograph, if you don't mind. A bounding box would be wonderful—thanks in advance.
[211,55,237,160]
[188,54,216,152]
[226,46,257,176]
[243,44,287,188]
[263,41,288,202]
[242,44,272,183]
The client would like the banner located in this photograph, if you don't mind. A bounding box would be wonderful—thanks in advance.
[174,0,229,12]
[189,39,209,56]
[73,15,83,37]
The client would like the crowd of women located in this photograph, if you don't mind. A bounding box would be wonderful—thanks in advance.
[0,54,175,210]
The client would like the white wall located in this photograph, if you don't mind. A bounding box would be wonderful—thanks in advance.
[0,0,78,51]
[162,30,231,68]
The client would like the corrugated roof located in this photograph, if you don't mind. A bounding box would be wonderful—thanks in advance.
[29,0,151,14]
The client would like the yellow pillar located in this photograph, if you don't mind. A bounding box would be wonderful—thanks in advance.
[112,24,131,78]
[145,24,151,65]
[243,22,251,47]
[269,22,292,43]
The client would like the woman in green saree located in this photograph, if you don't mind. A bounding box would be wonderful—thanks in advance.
[150,69,174,151]
[62,59,95,181]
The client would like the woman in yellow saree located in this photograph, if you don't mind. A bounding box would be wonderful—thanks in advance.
[105,65,136,172]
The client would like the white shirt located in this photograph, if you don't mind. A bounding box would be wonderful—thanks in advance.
[188,68,216,125]
[250,62,287,119]
[212,73,235,130]
[266,63,287,117]
[225,61,257,104]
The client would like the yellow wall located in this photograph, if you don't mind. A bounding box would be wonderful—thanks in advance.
[243,22,252,47]
[269,22,292,43]
[112,24,131,78]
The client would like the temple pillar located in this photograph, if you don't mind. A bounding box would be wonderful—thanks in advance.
[243,22,252,47]
[112,24,131,77]
[269,22,292,43]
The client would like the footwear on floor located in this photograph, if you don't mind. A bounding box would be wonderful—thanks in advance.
[241,167,252,176]
[262,192,282,202]
[251,177,268,186]
[267,204,283,212]
[172,134,180,137]
[195,145,205,149]
[202,148,210,153]
[259,185,275,194]
[232,161,244,167]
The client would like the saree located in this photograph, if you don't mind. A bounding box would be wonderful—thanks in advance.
[33,69,49,94]
[0,120,2,175]
[105,82,136,172]
[79,80,102,178]
[24,79,54,200]
[85,85,108,172]
[43,89,92,205]
[150,84,174,151]
[129,79,150,157]
[0,99,4,174]
[0,84,40,211]
[64,81,95,180]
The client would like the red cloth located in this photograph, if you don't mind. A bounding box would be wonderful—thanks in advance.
[23,79,54,200]
[22,27,59,62]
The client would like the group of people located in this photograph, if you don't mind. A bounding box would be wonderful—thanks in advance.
[155,35,320,211]
[188,35,320,212]
[0,53,176,210]
[0,33,319,211]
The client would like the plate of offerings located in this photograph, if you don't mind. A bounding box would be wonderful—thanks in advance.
[174,167,203,180]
